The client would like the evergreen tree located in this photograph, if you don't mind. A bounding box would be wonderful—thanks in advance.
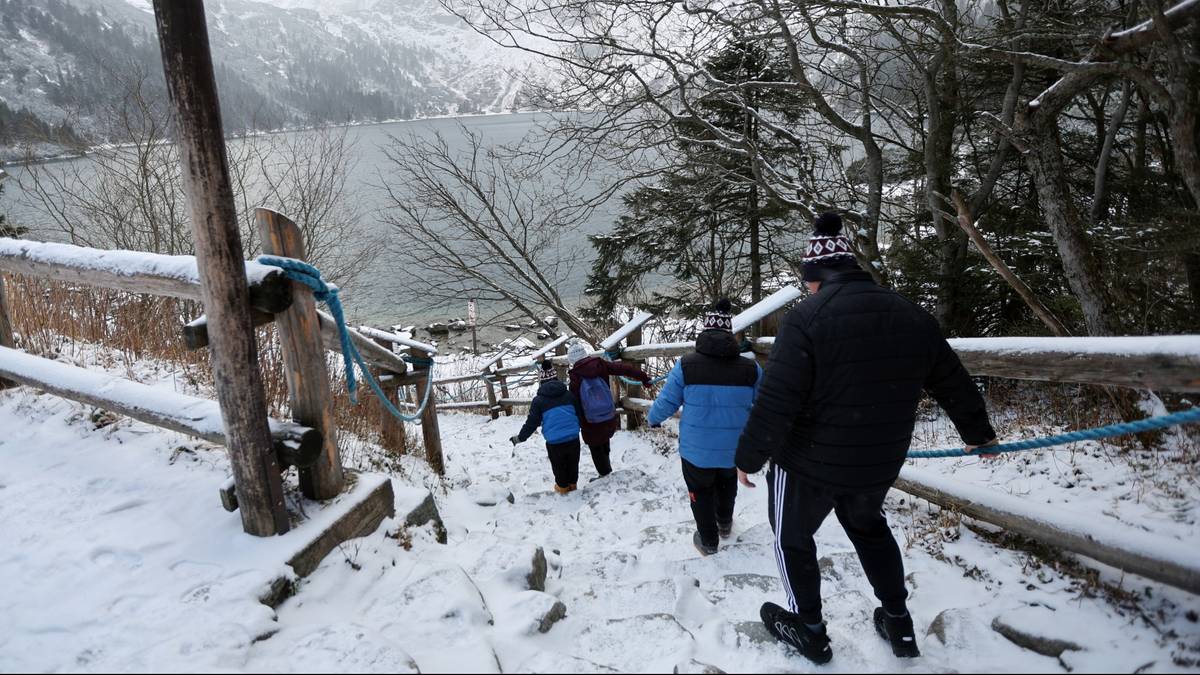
[586,40,809,322]
[0,180,26,238]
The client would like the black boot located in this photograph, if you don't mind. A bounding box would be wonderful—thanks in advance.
[717,520,733,539]
[873,608,920,658]
[760,602,832,665]
[693,532,718,557]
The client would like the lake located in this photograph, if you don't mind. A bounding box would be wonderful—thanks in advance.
[1,112,624,349]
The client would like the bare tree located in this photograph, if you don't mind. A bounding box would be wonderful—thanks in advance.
[377,126,604,344]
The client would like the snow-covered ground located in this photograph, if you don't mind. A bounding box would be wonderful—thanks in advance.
[2,352,1199,673]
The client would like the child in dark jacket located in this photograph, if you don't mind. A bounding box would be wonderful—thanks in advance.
[511,361,583,494]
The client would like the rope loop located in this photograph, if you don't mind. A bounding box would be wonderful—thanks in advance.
[256,255,435,423]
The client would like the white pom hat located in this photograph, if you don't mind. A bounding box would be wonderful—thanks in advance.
[567,341,590,367]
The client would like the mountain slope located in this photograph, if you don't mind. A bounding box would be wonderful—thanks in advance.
[0,0,542,158]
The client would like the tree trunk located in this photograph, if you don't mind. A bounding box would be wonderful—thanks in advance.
[749,185,762,306]
[1025,124,1117,336]
[1185,252,1200,319]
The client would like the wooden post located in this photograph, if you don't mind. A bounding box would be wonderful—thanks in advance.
[496,356,513,417]
[258,209,345,500]
[0,273,14,390]
[379,378,408,454]
[152,0,288,536]
[411,357,445,475]
[555,343,569,381]
[483,367,501,420]
[624,326,644,430]
[370,335,407,456]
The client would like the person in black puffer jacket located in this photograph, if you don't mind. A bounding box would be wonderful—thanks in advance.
[737,213,997,665]
[512,361,584,494]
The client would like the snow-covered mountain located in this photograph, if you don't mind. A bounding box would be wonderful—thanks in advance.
[0,0,545,157]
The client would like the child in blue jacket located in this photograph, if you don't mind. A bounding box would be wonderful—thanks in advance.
[512,361,584,494]
[649,299,761,555]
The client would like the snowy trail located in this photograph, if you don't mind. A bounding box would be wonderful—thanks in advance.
[2,380,1198,673]
[247,414,1197,673]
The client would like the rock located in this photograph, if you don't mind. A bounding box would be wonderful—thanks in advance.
[504,324,522,332]
[732,621,777,647]
[543,316,559,327]
[390,565,493,628]
[398,488,447,544]
[449,319,468,331]
[992,609,1085,658]
[471,485,514,507]
[720,573,779,594]
[508,591,568,635]
[527,547,549,592]
[463,539,547,592]
[517,652,618,674]
[276,624,420,673]
[427,323,451,335]
[927,608,972,646]
[577,614,695,671]
[674,660,726,674]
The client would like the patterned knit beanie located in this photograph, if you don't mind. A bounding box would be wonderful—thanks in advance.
[802,212,859,282]
[539,360,557,382]
[703,298,734,332]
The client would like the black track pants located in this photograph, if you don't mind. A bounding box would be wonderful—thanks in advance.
[767,464,909,624]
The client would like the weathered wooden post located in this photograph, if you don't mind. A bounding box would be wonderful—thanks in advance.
[554,342,569,381]
[624,326,644,430]
[0,273,15,390]
[411,355,445,475]
[483,366,501,420]
[153,0,289,536]
[258,208,345,500]
[495,355,513,417]
[368,335,407,456]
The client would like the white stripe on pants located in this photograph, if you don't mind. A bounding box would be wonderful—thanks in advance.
[771,463,799,614]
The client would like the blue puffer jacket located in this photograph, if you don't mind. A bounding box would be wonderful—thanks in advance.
[517,380,582,445]
[648,330,762,468]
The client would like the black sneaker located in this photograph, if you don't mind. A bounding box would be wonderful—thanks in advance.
[760,602,833,665]
[693,532,718,556]
[717,520,733,539]
[873,608,920,658]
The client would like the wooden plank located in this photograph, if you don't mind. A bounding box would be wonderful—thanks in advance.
[287,476,396,577]
[260,208,345,501]
[369,335,407,456]
[895,468,1200,595]
[0,273,13,390]
[183,310,275,350]
[152,0,288,536]
[0,346,320,467]
[600,311,654,351]
[316,309,410,376]
[751,335,1200,392]
[356,325,438,356]
[483,368,501,421]
[731,286,803,334]
[0,239,293,315]
[528,335,572,362]
[185,309,410,377]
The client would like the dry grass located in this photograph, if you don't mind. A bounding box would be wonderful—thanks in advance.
[2,273,417,466]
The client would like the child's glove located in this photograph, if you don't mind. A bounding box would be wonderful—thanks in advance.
[509,435,520,446]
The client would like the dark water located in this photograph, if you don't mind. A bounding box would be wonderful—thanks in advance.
[2,112,622,347]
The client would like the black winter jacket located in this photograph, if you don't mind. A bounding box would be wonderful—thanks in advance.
[735,270,995,492]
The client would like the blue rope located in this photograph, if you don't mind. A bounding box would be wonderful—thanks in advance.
[256,256,435,424]
[907,407,1200,458]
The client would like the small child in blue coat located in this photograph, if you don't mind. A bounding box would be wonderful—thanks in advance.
[649,299,762,555]
[511,361,583,494]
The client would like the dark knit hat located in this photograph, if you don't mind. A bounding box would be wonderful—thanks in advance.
[703,298,734,332]
[802,212,859,282]
[539,360,558,382]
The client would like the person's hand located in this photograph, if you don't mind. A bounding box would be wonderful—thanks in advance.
[509,435,520,446]
[738,469,757,489]
[965,438,1000,459]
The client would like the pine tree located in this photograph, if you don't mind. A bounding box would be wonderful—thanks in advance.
[586,40,809,322]
[0,181,25,238]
